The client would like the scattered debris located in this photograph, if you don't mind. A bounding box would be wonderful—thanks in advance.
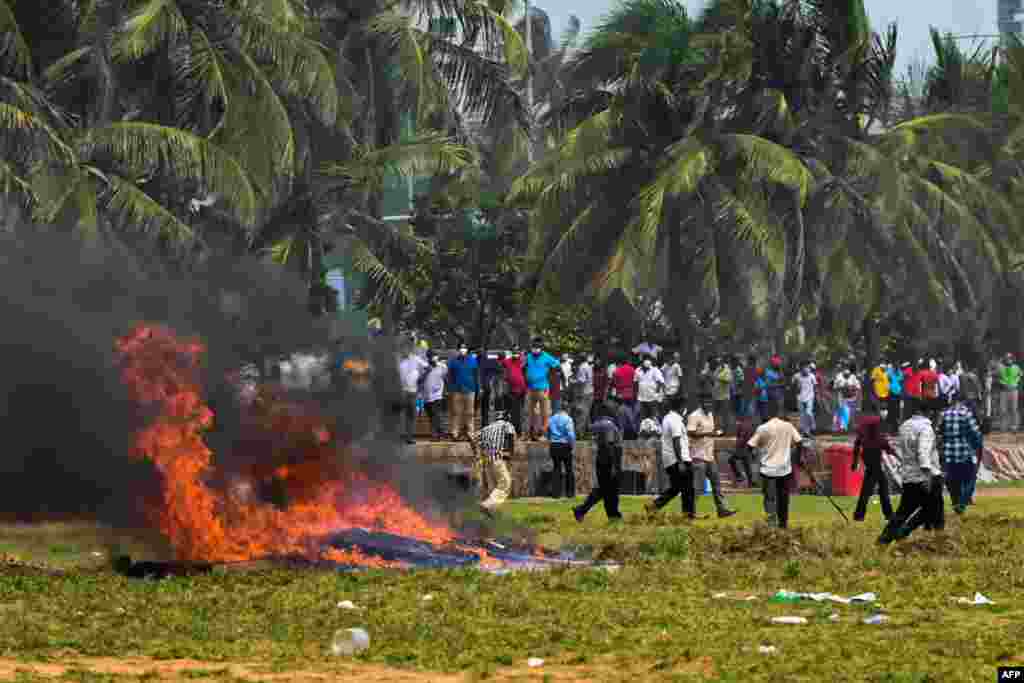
[771,616,808,625]
[829,613,840,622]
[91,552,104,558]
[331,627,370,656]
[712,591,759,601]
[758,645,778,655]
[952,592,994,605]
[862,614,889,625]
[771,590,876,605]
[421,594,435,602]
[336,600,358,610]
[527,658,544,668]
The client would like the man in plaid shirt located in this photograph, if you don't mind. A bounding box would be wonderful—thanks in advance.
[939,399,982,514]
[468,411,517,518]
[879,398,945,544]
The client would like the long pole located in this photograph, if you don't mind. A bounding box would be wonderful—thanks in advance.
[524,0,534,163]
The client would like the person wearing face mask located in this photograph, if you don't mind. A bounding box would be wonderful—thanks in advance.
[661,351,683,403]
[523,338,561,441]
[635,356,666,422]
[573,354,595,438]
[419,351,447,440]
[446,344,479,441]
[833,367,860,433]
[792,364,817,436]
[499,350,527,435]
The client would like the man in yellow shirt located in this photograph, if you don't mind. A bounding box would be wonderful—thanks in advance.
[870,363,890,412]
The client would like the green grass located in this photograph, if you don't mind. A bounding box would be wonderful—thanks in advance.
[0,494,1023,681]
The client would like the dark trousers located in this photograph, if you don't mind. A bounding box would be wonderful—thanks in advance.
[854,457,893,520]
[945,461,976,512]
[400,392,417,440]
[652,461,696,515]
[761,472,792,528]
[424,399,443,437]
[578,447,622,520]
[713,400,730,432]
[639,401,660,422]
[756,400,769,423]
[729,448,755,486]
[505,393,524,435]
[879,479,945,544]
[549,443,575,498]
[886,396,902,431]
[480,388,492,428]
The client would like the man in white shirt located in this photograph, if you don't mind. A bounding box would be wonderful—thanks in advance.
[688,396,736,518]
[573,355,595,437]
[661,351,683,401]
[747,404,804,528]
[635,357,665,422]
[644,396,697,518]
[792,365,817,435]
[833,368,861,433]
[398,345,429,444]
[420,351,447,439]
[879,398,945,544]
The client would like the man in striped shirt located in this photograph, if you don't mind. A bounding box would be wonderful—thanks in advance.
[879,399,945,544]
[469,412,517,517]
[938,399,982,514]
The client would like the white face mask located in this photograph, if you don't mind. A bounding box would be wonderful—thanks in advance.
[532,348,541,355]
[459,348,468,356]
[586,356,594,363]
[643,361,652,369]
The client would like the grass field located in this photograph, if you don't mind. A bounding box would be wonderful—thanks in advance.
[1,493,1023,682]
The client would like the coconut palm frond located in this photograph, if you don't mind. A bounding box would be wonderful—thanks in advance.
[348,236,416,305]
[41,46,93,93]
[0,0,33,79]
[633,137,710,240]
[321,134,473,190]
[112,0,188,61]
[83,122,258,230]
[876,112,994,169]
[177,28,230,138]
[0,158,34,202]
[100,170,196,243]
[715,133,812,201]
[0,102,76,161]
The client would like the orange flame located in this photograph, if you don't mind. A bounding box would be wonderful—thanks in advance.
[116,324,456,564]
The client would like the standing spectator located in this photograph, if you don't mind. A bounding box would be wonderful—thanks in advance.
[766,355,786,418]
[573,402,624,523]
[698,358,714,399]
[731,414,757,487]
[939,397,983,515]
[398,344,429,444]
[742,354,759,419]
[833,368,860,432]
[523,338,560,440]
[635,356,665,421]
[879,399,945,544]
[573,354,595,437]
[560,354,574,404]
[420,351,447,440]
[478,350,502,428]
[662,351,683,403]
[852,412,895,521]
[999,353,1021,432]
[755,368,770,423]
[712,358,733,431]
[499,351,527,436]
[612,356,638,435]
[548,364,563,415]
[792,364,817,436]
[869,361,890,412]
[938,363,959,406]
[731,357,745,424]
[469,411,516,518]
[988,355,1004,422]
[645,396,697,519]
[746,403,804,529]
[959,364,982,416]
[446,345,479,441]
[886,361,904,431]
[547,405,576,499]
[916,359,940,414]
[687,396,736,518]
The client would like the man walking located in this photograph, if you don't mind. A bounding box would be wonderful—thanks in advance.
[469,410,517,518]
[645,396,697,519]
[746,404,803,529]
[688,396,736,518]
[523,338,560,441]
[446,345,479,441]
[547,405,576,499]
[398,343,429,443]
[879,399,945,544]
[852,412,895,521]
[420,351,447,440]
[939,397,983,515]
[999,353,1021,432]
[730,414,757,487]
[793,364,817,436]
[573,402,624,523]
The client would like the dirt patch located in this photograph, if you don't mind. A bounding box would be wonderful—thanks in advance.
[976,488,1024,497]
[0,655,715,682]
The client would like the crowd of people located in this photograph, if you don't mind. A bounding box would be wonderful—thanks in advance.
[394,338,1009,539]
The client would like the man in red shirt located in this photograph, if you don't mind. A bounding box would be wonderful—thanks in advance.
[904,361,922,399]
[499,351,527,436]
[915,359,940,414]
[612,357,637,402]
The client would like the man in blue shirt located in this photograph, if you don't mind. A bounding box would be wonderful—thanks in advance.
[523,337,561,440]
[547,406,576,498]
[447,345,479,441]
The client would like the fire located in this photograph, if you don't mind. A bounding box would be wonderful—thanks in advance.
[116,324,456,564]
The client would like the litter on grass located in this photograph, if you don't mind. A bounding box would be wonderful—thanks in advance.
[421,594,435,602]
[951,592,994,605]
[712,591,758,601]
[863,614,889,625]
[771,616,808,625]
[331,627,370,656]
[337,600,358,610]
[527,658,544,668]
[758,645,778,655]
[771,590,877,605]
